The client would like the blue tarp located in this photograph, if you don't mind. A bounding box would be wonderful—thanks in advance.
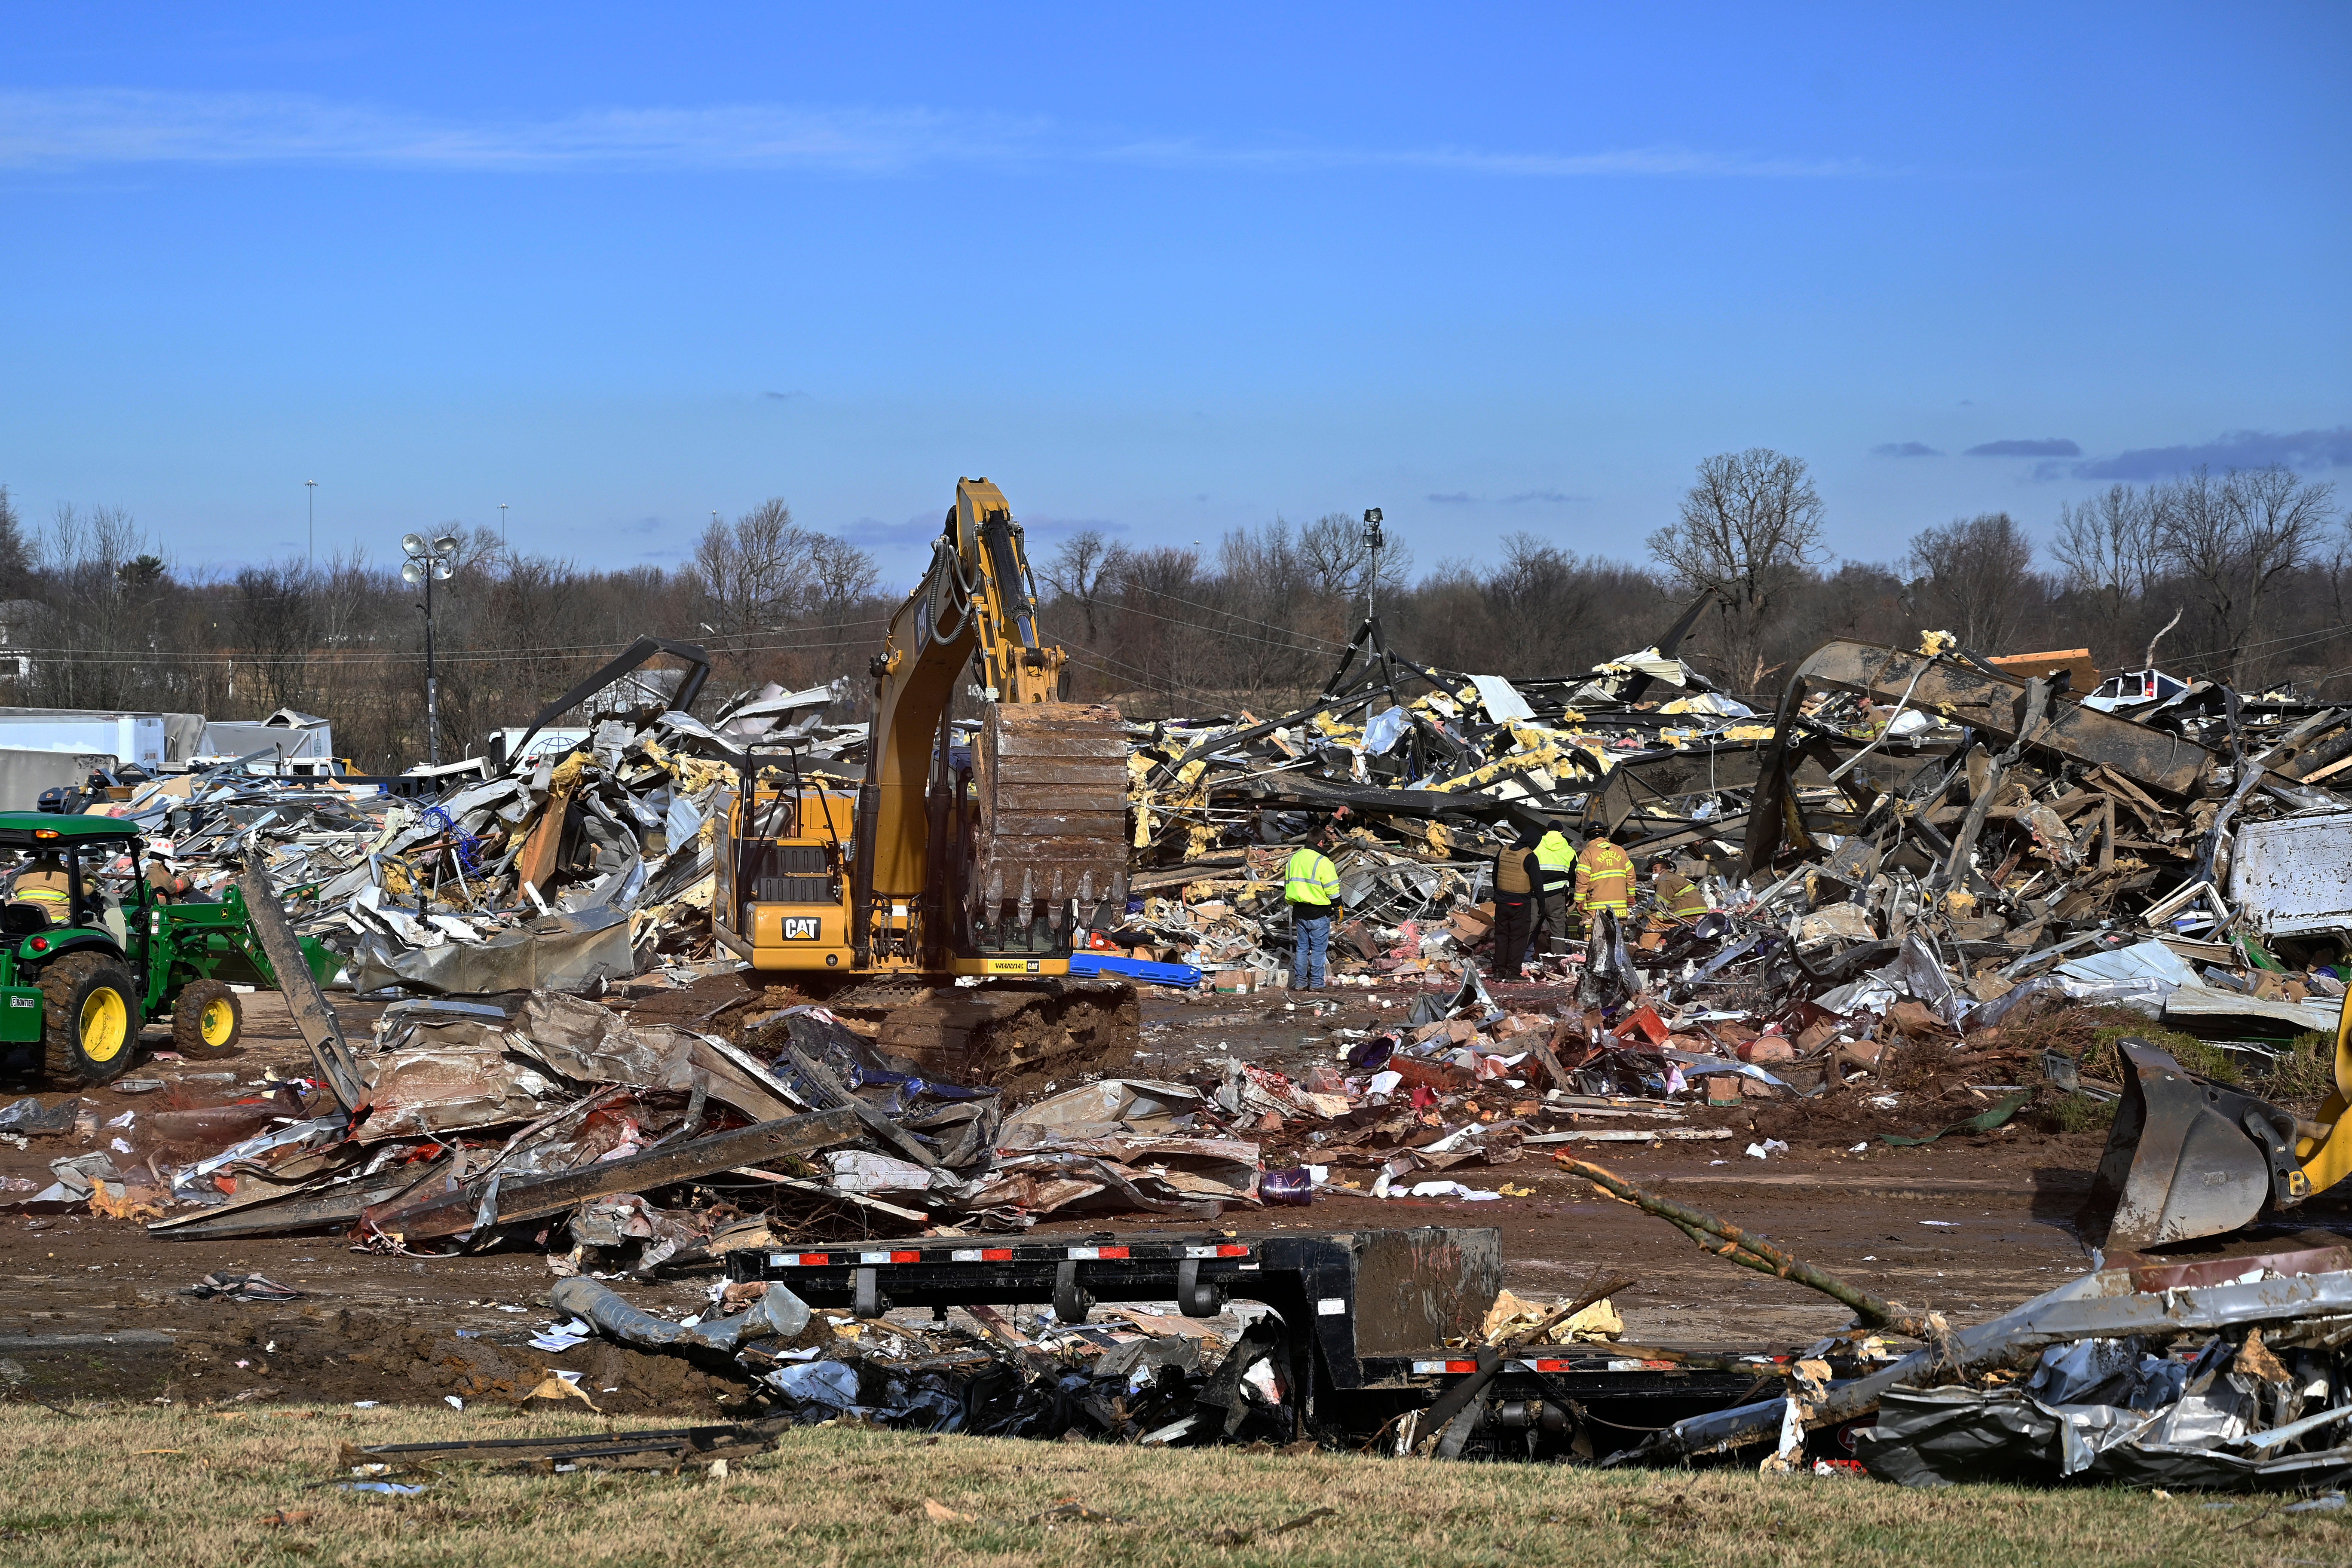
[1067,951,1203,989]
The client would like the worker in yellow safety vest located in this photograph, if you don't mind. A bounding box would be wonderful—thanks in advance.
[1283,824,1343,990]
[1574,829,1633,919]
[1531,821,1578,957]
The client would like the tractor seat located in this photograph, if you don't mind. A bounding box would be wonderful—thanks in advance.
[1,901,51,937]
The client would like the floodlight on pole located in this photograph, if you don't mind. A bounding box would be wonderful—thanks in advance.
[1361,508,1384,621]
[400,530,463,767]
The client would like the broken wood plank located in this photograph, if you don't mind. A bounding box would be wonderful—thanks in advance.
[366,1106,863,1241]
[236,857,367,1110]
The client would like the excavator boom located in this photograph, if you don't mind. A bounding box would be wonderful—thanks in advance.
[708,479,1134,1087]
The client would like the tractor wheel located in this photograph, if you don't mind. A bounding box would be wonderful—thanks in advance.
[171,980,243,1055]
[40,952,142,1086]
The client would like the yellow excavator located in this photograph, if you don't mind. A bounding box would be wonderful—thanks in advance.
[709,478,1138,1090]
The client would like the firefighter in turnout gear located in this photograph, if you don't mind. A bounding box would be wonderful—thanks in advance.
[1574,829,1633,920]
[1284,824,1343,990]
[1641,854,1711,946]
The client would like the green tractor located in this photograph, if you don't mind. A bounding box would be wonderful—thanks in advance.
[0,813,340,1086]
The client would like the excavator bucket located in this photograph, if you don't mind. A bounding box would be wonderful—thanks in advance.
[968,701,1129,946]
[2077,1038,2305,1252]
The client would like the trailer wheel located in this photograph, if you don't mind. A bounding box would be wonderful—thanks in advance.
[172,980,243,1054]
[40,952,142,1086]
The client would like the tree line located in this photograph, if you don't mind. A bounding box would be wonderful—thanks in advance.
[0,448,2343,771]
[0,490,893,772]
[1049,450,2349,715]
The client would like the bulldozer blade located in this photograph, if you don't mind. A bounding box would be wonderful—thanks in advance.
[2077,1038,2303,1251]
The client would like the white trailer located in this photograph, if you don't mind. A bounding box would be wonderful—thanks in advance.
[0,710,168,773]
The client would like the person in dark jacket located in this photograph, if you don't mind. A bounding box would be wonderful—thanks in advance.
[1490,824,1550,980]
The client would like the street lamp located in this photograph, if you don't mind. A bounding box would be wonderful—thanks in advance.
[401,531,460,766]
[499,502,508,552]
[305,480,318,564]
[1361,508,1384,621]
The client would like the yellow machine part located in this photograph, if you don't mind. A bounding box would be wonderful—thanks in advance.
[2291,988,2352,1191]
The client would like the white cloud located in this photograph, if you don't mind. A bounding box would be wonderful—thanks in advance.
[0,88,1870,178]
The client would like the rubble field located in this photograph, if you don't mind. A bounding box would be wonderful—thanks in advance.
[1,984,2153,1417]
[6,628,2352,1488]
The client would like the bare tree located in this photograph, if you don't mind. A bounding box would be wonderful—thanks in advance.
[692,499,809,680]
[2052,484,2161,668]
[1111,545,1206,698]
[1647,448,1827,692]
[1905,512,2036,652]
[1299,511,1412,616]
[806,533,879,614]
[0,486,30,584]
[27,504,169,709]
[1482,533,1598,676]
[231,560,322,712]
[2153,466,2337,686]
[1041,528,1127,645]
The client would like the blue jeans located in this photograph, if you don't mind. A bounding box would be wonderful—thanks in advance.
[1291,910,1330,989]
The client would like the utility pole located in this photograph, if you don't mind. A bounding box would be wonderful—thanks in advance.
[499,502,508,553]
[401,532,460,766]
[306,479,318,565]
[1361,508,1384,622]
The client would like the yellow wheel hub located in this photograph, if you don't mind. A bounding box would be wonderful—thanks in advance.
[200,996,236,1047]
[79,988,129,1064]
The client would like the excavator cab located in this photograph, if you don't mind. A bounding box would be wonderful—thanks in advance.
[2079,990,2352,1251]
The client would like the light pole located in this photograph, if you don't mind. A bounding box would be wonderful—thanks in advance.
[499,502,508,553]
[306,479,318,564]
[1361,508,1384,621]
[401,531,460,766]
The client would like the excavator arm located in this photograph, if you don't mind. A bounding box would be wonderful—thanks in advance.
[853,478,1125,972]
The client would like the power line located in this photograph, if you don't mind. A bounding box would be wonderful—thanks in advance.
[1095,597,1341,658]
[1101,584,1349,651]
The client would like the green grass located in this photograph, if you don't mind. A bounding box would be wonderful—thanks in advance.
[0,1401,2340,1566]
[2258,1031,2340,1108]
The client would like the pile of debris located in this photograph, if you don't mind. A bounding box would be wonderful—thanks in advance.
[1602,1184,2352,1491]
[53,662,857,998]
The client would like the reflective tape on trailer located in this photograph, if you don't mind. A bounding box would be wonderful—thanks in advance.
[1064,1246,1131,1260]
[1411,1359,1480,1375]
[1181,1244,1252,1259]
[769,1252,835,1268]
[948,1248,1015,1262]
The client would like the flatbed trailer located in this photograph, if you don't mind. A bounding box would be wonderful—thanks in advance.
[727,1225,1841,1459]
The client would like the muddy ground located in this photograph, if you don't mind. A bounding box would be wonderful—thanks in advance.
[5,977,2337,1420]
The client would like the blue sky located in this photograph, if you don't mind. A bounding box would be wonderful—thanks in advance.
[2,4,2346,587]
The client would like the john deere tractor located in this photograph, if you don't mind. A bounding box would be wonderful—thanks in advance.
[0,813,339,1085]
